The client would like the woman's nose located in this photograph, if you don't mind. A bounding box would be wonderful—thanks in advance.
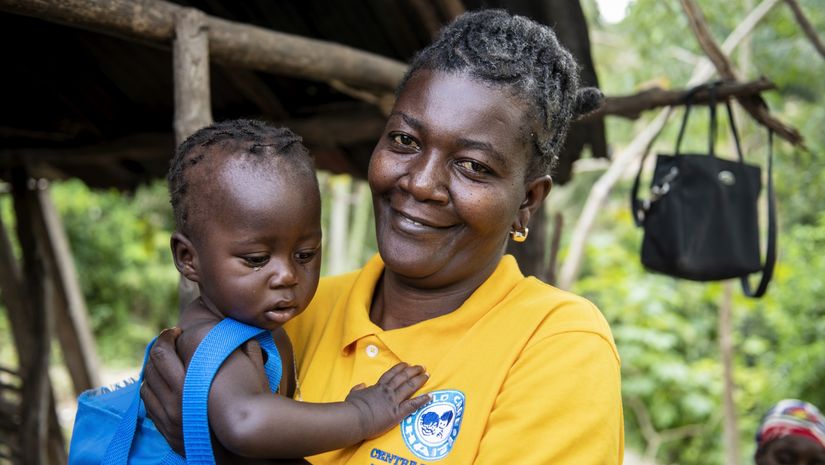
[399,151,449,203]
[268,259,298,288]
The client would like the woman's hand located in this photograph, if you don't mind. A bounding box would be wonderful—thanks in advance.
[141,327,271,458]
[141,327,186,454]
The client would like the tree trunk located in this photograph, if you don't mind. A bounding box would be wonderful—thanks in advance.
[720,281,740,465]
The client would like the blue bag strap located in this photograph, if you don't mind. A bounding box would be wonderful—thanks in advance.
[102,319,281,465]
[103,338,183,464]
[183,318,282,465]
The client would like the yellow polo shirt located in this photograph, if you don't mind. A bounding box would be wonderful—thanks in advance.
[285,254,623,465]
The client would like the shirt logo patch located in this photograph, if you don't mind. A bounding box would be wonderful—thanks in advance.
[402,389,465,461]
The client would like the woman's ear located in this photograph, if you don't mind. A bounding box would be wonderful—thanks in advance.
[513,174,553,231]
[170,232,199,282]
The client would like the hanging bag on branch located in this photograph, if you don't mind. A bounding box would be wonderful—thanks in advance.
[630,82,776,298]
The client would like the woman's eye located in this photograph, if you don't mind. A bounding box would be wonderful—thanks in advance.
[391,133,419,150]
[456,160,490,175]
[243,256,269,267]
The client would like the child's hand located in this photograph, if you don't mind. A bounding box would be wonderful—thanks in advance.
[345,362,430,439]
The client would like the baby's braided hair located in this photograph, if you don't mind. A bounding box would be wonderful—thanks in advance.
[399,9,603,176]
[167,119,312,234]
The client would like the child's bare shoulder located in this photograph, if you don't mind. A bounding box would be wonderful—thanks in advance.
[176,318,220,367]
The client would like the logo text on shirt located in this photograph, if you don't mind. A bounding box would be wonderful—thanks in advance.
[402,389,465,461]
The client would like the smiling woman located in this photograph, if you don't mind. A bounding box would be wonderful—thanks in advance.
[368,70,539,296]
[140,9,622,465]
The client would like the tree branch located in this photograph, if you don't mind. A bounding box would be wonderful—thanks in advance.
[783,0,825,61]
[580,77,775,121]
[680,0,804,146]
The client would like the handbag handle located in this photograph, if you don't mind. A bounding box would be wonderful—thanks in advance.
[673,81,744,162]
[102,319,282,465]
[740,129,776,298]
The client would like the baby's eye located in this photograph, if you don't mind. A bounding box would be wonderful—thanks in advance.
[243,255,269,268]
[391,133,420,150]
[455,159,491,175]
[294,249,319,264]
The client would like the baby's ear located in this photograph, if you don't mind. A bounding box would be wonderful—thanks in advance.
[170,232,199,282]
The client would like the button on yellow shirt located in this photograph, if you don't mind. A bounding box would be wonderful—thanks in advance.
[285,254,623,465]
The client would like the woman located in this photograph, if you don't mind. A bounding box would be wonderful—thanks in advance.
[754,399,825,465]
[143,9,623,464]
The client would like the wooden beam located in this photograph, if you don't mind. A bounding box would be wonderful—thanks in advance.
[680,0,804,146]
[11,167,54,465]
[219,68,289,121]
[173,7,212,145]
[173,7,212,309]
[0,0,408,91]
[36,186,101,394]
[0,105,386,180]
[579,77,776,121]
[0,204,32,358]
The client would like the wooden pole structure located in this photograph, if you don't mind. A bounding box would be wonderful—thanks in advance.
[11,168,53,465]
[173,7,212,309]
[36,186,101,393]
[173,7,212,144]
[719,281,740,465]
[0,0,407,92]
[3,176,73,465]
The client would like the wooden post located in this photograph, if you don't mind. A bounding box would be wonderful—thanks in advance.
[11,168,53,465]
[173,7,212,309]
[36,186,101,393]
[0,185,68,465]
[174,7,212,144]
[720,281,740,465]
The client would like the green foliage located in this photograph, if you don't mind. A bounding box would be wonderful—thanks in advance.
[51,179,179,365]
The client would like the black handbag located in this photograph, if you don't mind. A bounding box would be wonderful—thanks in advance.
[630,83,776,298]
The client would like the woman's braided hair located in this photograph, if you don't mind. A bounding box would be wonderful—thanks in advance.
[399,9,602,176]
[167,119,313,234]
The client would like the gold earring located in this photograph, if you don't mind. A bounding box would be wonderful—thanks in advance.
[510,227,529,243]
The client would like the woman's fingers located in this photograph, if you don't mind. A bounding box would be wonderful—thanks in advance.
[141,378,184,452]
[140,327,185,453]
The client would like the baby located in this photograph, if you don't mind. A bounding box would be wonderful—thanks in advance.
[165,119,429,460]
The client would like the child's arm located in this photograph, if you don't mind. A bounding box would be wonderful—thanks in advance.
[208,348,429,459]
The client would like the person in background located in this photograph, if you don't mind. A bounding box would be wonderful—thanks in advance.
[755,399,825,465]
[142,9,623,465]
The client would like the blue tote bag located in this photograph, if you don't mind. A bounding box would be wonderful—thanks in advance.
[69,318,282,465]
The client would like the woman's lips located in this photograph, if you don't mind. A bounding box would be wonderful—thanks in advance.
[393,210,450,235]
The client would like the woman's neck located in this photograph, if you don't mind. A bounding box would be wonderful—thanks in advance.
[369,264,496,331]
